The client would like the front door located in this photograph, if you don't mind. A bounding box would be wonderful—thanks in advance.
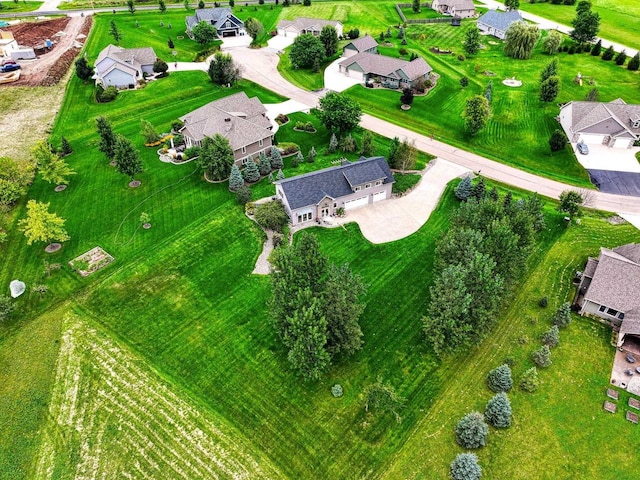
[321,207,330,217]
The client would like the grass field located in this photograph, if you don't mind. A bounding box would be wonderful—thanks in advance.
[0,0,42,12]
[519,0,640,52]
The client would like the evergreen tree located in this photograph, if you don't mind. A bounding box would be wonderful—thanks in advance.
[388,136,401,168]
[532,344,552,368]
[504,0,519,10]
[114,135,143,180]
[542,324,560,348]
[520,367,540,392]
[484,80,493,104]
[293,151,303,167]
[450,453,482,480]
[549,129,568,152]
[471,177,486,199]
[127,0,135,14]
[590,39,602,56]
[484,392,512,428]
[243,157,260,183]
[60,137,73,156]
[109,20,122,44]
[159,0,166,13]
[454,176,473,201]
[539,76,560,102]
[168,37,175,49]
[601,45,614,60]
[259,151,271,176]
[615,49,627,66]
[412,0,420,13]
[276,169,285,180]
[540,59,558,83]
[552,301,572,328]
[628,52,640,71]
[228,164,244,191]
[328,133,338,153]
[486,364,513,392]
[96,116,117,160]
[74,56,94,82]
[270,148,284,170]
[307,146,316,163]
[455,411,489,449]
[360,131,375,157]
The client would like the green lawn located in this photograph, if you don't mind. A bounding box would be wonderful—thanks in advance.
[277,47,340,91]
[0,1,42,13]
[519,0,640,52]
[87,11,220,62]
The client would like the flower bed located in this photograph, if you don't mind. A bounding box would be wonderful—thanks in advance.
[145,134,174,148]
[69,246,114,277]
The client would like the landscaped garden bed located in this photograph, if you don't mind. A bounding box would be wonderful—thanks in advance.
[68,246,114,277]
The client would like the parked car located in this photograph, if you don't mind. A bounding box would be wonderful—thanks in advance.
[1,58,16,66]
[576,142,589,155]
[0,63,21,73]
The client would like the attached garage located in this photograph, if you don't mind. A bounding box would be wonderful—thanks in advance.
[372,191,387,202]
[344,196,369,211]
[276,27,298,38]
[579,134,606,145]
[340,62,365,81]
[610,137,634,149]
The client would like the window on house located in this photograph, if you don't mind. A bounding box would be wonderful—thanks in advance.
[297,212,313,223]
[226,21,231,28]
[598,305,606,313]
[355,186,361,192]
[242,157,249,165]
[365,183,371,189]
[242,146,246,154]
[606,308,619,317]
[259,139,264,147]
[375,180,382,186]
[333,203,337,208]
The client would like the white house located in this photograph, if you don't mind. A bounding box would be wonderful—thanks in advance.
[431,0,476,18]
[94,45,157,89]
[276,17,343,38]
[477,9,524,40]
[559,99,640,148]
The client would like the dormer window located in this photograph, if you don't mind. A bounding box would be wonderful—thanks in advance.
[354,186,361,192]
[226,21,231,28]
[632,114,640,128]
[375,180,382,186]
[365,183,371,189]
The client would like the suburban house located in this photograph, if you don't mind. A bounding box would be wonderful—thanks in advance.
[0,30,18,57]
[276,17,343,38]
[342,35,378,57]
[186,8,244,37]
[431,0,476,18]
[559,99,640,149]
[179,92,273,166]
[275,156,395,225]
[94,45,156,89]
[477,9,524,40]
[575,244,640,349]
[338,53,433,89]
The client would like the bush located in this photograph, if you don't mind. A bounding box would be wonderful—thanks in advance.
[331,384,343,397]
[254,200,288,232]
[275,113,289,124]
[460,76,469,88]
[277,142,299,156]
[549,129,567,152]
[272,232,284,248]
[347,28,360,39]
[455,411,488,449]
[340,135,357,153]
[304,122,315,132]
[615,50,627,66]
[628,53,640,71]
[171,119,184,132]
[484,392,512,428]
[539,296,548,308]
[520,367,540,392]
[532,344,552,368]
[184,146,201,159]
[454,176,472,201]
[552,302,572,328]
[235,186,252,205]
[541,325,560,348]
[0,295,15,323]
[399,47,408,56]
[243,157,260,183]
[602,46,615,61]
[486,364,513,393]
[450,453,482,480]
[96,85,118,103]
[228,164,244,192]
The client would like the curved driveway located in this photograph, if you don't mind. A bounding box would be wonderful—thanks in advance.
[229,47,640,218]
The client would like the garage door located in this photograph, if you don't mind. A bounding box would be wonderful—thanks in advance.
[344,196,368,210]
[372,191,387,202]
[579,134,604,145]
[346,68,365,81]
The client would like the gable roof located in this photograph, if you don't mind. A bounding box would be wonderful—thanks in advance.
[179,92,272,151]
[344,35,378,52]
[561,99,640,139]
[339,53,432,81]
[434,0,475,10]
[619,308,640,339]
[276,17,342,33]
[275,157,395,210]
[584,244,640,313]
[95,44,156,73]
[186,8,243,30]
[477,9,524,32]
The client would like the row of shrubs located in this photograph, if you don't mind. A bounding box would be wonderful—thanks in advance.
[293,121,316,132]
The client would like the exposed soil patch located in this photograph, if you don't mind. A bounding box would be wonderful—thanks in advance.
[5,17,70,48]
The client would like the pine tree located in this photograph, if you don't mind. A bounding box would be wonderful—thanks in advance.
[539,58,558,83]
[454,176,473,201]
[484,80,493,104]
[520,367,540,392]
[412,0,420,13]
[455,411,488,449]
[486,364,513,392]
[159,0,166,13]
[615,49,627,66]
[450,453,482,480]
[109,20,122,44]
[75,56,94,82]
[360,131,375,157]
[549,129,567,152]
[127,0,135,14]
[276,169,285,180]
[628,52,640,71]
[60,137,73,156]
[590,39,602,56]
[96,116,117,161]
[168,37,175,49]
[259,151,271,176]
[329,133,338,153]
[552,301,572,328]
[601,45,614,61]
[243,157,260,183]
[541,324,560,348]
[532,344,552,368]
[307,146,316,163]
[484,392,512,428]
[270,148,284,170]
[471,177,486,199]
[228,164,244,191]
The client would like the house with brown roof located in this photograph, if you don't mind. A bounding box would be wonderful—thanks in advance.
[94,45,157,89]
[179,92,273,166]
[275,156,395,225]
[338,53,433,89]
[575,244,640,349]
[559,99,640,149]
[276,17,343,38]
[431,0,476,18]
[342,35,378,57]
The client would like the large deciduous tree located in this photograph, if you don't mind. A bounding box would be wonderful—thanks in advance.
[208,52,241,85]
[192,21,217,45]
[198,134,234,181]
[504,22,540,59]
[542,30,562,55]
[570,1,600,44]
[289,33,325,69]
[558,189,583,223]
[0,157,33,211]
[319,25,339,57]
[31,141,75,186]
[363,377,405,423]
[317,91,362,136]
[96,116,117,161]
[463,95,491,136]
[18,200,70,246]
[504,0,519,10]
[549,129,567,152]
[463,26,481,56]
[113,134,143,180]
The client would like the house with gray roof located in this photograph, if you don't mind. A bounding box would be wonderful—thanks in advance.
[179,92,273,166]
[477,9,524,40]
[338,53,433,89]
[94,44,157,89]
[559,99,640,149]
[276,17,343,39]
[186,8,244,37]
[575,244,640,349]
[342,35,378,57]
[431,0,476,18]
[275,156,395,225]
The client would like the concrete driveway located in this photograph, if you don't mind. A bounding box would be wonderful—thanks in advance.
[324,57,361,92]
[573,143,640,173]
[334,159,470,244]
[267,34,295,52]
[264,99,311,133]
[220,33,251,50]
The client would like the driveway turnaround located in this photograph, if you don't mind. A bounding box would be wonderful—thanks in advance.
[333,159,470,244]
[323,57,361,92]
[267,34,295,52]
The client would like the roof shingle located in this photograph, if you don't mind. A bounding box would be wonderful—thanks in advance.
[339,53,432,81]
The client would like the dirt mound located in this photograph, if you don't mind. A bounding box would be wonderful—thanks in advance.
[5,17,71,49]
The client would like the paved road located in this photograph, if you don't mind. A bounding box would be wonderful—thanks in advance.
[230,47,640,216]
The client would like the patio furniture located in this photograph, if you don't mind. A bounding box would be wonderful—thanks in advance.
[626,354,636,363]
[625,369,634,376]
